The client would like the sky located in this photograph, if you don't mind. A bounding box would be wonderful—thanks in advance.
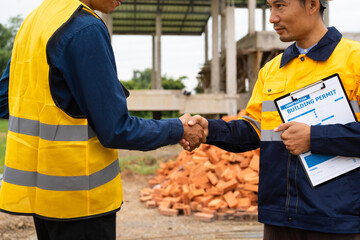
[1,0,360,91]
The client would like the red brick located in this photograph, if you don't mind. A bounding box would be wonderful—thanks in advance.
[190,201,199,211]
[220,179,238,193]
[159,207,179,216]
[176,175,191,185]
[201,207,215,215]
[206,187,223,196]
[249,155,260,172]
[200,195,214,207]
[158,200,171,209]
[148,179,158,188]
[243,184,258,193]
[183,205,191,216]
[140,188,153,197]
[207,171,218,186]
[208,199,222,210]
[194,212,215,222]
[206,149,220,164]
[191,174,209,188]
[224,191,238,209]
[214,165,224,178]
[146,200,156,209]
[140,195,153,202]
[189,188,205,200]
[237,198,251,210]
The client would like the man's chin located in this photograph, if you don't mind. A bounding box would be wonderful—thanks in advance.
[278,35,294,43]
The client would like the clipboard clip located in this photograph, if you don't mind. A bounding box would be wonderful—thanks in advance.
[291,80,326,101]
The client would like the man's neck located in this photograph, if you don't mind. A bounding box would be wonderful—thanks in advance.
[296,23,328,49]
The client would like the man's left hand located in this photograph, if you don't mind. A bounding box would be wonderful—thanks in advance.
[274,121,311,155]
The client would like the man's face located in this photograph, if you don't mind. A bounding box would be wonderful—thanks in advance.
[267,0,312,43]
[81,0,123,13]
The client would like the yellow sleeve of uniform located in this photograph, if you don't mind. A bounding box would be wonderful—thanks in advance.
[239,68,265,139]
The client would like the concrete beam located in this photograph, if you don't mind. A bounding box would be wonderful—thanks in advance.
[248,0,256,34]
[262,5,267,31]
[152,34,156,89]
[126,90,240,115]
[156,13,162,89]
[211,0,220,93]
[225,4,237,116]
[205,24,209,62]
[237,31,292,52]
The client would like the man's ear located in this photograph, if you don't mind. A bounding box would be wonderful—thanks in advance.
[308,0,320,15]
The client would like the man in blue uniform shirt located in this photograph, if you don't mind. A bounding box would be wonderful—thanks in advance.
[184,0,360,239]
[0,0,204,239]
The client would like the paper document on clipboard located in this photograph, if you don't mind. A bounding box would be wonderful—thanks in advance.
[274,74,360,188]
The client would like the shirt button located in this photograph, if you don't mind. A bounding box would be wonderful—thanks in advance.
[288,217,292,223]
[300,57,305,61]
[268,89,271,92]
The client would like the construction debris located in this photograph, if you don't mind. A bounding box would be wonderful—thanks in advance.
[140,112,259,222]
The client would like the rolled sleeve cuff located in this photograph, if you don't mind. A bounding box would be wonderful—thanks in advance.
[167,118,184,144]
[310,125,327,154]
[206,119,224,143]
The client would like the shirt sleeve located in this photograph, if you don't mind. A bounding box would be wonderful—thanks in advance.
[0,59,10,119]
[311,122,360,157]
[206,119,260,153]
[52,22,183,150]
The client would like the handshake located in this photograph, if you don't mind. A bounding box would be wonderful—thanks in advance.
[178,113,209,151]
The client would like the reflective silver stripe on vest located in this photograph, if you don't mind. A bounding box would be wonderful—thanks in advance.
[350,100,360,114]
[3,159,120,191]
[242,116,261,132]
[8,116,96,141]
[262,101,277,112]
[261,129,282,141]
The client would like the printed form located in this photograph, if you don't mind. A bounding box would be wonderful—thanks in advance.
[275,74,360,188]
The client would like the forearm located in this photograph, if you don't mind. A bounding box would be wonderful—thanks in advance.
[0,59,10,119]
[311,122,360,157]
[206,119,260,153]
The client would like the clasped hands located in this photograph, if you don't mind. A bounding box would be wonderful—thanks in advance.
[178,115,311,154]
[178,113,208,151]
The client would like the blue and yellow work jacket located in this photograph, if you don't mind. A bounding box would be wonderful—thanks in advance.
[207,27,360,234]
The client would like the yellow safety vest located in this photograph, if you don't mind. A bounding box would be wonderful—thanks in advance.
[0,0,123,220]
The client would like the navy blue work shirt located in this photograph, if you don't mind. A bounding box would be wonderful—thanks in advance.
[0,10,183,150]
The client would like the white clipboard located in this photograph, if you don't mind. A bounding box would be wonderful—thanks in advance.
[274,74,360,188]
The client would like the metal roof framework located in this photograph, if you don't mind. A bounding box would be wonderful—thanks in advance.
[112,0,268,36]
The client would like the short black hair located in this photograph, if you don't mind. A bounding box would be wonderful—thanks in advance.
[298,0,325,17]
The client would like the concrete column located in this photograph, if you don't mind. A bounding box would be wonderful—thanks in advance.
[248,0,256,34]
[96,12,113,40]
[156,13,162,89]
[262,5,267,31]
[205,24,209,63]
[323,6,329,27]
[221,0,226,53]
[211,0,220,93]
[226,3,237,116]
[152,34,157,89]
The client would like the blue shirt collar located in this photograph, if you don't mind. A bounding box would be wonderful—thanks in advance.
[296,43,317,54]
[280,27,342,68]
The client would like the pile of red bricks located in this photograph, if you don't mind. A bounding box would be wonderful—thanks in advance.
[140,112,260,222]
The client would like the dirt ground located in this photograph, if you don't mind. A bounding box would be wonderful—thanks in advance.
[0,145,264,240]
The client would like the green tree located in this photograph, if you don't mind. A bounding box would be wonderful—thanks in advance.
[0,15,23,75]
[120,69,187,119]
[121,68,186,90]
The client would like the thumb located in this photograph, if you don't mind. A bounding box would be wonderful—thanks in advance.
[188,115,203,126]
[274,122,293,132]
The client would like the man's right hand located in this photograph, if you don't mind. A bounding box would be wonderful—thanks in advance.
[179,114,208,151]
